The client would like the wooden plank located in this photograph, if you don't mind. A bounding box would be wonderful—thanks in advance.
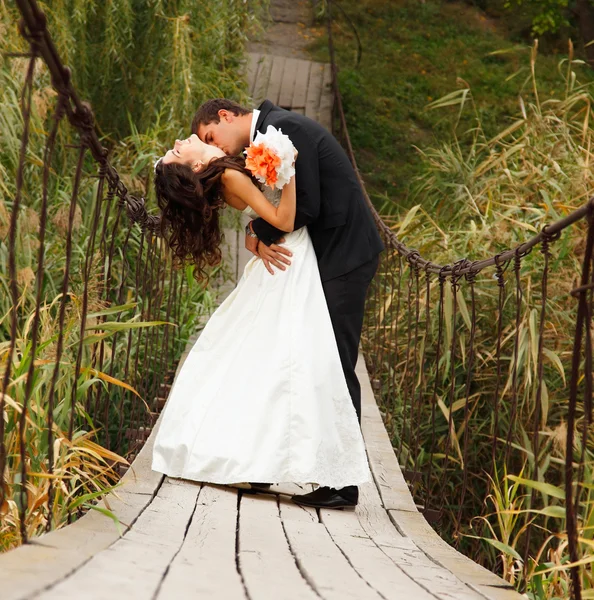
[239,493,318,600]
[278,492,318,524]
[305,62,324,121]
[318,62,334,131]
[319,506,435,599]
[356,479,418,552]
[252,54,274,106]
[0,316,209,599]
[267,55,286,106]
[357,354,517,598]
[246,52,261,97]
[336,480,483,600]
[36,479,200,599]
[388,509,521,600]
[278,58,299,109]
[291,59,311,109]
[378,542,485,600]
[0,489,155,600]
[157,484,246,599]
[280,513,384,600]
[358,485,479,598]
[117,424,166,495]
[357,354,417,513]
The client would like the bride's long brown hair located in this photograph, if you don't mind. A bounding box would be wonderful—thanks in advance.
[154,155,251,283]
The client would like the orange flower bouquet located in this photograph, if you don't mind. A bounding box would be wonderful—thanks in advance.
[244,125,296,190]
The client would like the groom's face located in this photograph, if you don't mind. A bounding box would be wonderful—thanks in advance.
[196,110,245,157]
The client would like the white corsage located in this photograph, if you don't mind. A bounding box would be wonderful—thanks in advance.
[244,125,297,189]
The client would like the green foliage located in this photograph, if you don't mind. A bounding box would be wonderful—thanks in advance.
[318,0,594,595]
[0,0,261,549]
[309,0,594,214]
[505,0,572,37]
[1,0,267,139]
[363,39,594,598]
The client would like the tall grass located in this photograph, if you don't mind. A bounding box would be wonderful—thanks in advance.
[365,41,594,597]
[0,0,265,551]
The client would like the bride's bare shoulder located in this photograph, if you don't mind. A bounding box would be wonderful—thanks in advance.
[220,168,249,211]
[221,168,248,186]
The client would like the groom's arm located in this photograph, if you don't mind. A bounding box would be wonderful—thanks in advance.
[250,121,320,245]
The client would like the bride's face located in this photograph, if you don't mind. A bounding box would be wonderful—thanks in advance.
[162,133,225,171]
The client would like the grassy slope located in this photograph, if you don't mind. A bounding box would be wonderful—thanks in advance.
[308,0,594,214]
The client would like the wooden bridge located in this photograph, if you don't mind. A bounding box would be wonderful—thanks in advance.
[1,334,520,600]
[0,8,521,597]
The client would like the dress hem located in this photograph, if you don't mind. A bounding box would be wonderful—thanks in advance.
[150,465,372,488]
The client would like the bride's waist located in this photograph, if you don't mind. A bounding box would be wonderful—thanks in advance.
[275,226,309,248]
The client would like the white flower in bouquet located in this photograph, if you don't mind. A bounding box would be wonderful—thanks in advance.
[244,125,297,189]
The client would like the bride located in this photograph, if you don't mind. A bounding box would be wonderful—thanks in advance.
[150,133,371,497]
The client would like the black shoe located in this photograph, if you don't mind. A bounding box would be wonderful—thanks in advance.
[291,485,358,509]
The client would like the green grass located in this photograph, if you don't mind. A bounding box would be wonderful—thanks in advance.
[310,2,594,595]
[0,0,265,550]
[309,0,594,212]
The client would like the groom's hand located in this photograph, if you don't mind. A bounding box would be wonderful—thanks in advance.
[257,239,292,275]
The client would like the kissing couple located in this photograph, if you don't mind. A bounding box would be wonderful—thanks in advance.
[150,98,385,509]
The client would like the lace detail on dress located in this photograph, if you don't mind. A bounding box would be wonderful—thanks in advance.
[289,392,372,488]
[312,394,372,488]
[243,186,282,220]
[263,186,282,207]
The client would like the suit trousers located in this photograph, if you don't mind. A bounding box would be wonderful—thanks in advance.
[321,253,380,425]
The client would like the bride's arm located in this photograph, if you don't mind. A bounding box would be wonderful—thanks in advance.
[221,169,296,232]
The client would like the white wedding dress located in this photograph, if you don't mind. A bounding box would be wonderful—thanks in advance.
[151,188,371,488]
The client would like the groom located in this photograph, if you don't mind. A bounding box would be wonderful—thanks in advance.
[192,98,384,509]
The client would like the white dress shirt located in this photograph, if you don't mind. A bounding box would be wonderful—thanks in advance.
[249,108,260,142]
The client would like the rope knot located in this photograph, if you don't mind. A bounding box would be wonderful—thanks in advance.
[513,248,525,273]
[438,266,447,285]
[18,13,46,47]
[406,250,421,268]
[465,270,477,284]
[70,102,95,137]
[452,257,471,277]
[98,161,108,179]
[494,254,506,288]
[106,179,117,202]
[424,262,435,275]
[446,258,470,292]
[125,194,145,222]
[541,225,561,253]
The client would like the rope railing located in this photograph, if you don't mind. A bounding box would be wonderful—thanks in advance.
[13,0,161,232]
[3,0,592,595]
[0,0,194,547]
[326,1,593,597]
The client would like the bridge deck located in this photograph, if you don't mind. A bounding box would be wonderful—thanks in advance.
[0,337,519,599]
[0,34,521,600]
[247,52,333,131]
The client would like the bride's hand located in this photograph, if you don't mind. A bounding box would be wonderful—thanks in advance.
[245,231,259,257]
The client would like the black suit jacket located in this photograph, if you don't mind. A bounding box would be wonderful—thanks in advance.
[250,100,385,282]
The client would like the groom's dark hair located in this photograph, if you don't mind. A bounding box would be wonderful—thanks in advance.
[191,99,251,133]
